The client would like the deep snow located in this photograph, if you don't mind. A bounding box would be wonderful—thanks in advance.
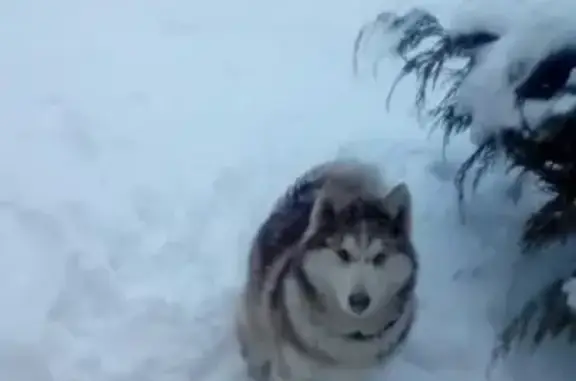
[0,0,569,380]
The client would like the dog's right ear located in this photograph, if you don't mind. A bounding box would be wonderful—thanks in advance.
[301,196,336,243]
[382,182,412,236]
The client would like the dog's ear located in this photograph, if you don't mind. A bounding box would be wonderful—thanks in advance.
[382,182,412,237]
[301,195,336,243]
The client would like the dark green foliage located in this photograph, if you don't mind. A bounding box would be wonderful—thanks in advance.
[492,271,576,363]
[453,109,576,253]
[492,111,576,252]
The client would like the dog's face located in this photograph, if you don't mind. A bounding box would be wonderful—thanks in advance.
[300,183,416,318]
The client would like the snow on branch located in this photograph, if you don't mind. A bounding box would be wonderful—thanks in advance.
[563,277,576,313]
[353,7,499,146]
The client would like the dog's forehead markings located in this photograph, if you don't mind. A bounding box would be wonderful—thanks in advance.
[358,226,367,250]
[340,233,383,257]
[360,222,384,255]
[341,235,359,253]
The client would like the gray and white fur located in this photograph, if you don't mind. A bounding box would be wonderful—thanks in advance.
[235,159,419,381]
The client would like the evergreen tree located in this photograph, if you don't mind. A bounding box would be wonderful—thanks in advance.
[353,6,576,361]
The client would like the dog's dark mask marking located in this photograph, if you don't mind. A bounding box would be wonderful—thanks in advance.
[303,197,409,251]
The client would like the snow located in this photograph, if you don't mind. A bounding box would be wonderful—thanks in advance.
[446,0,576,145]
[0,0,572,380]
[563,277,576,312]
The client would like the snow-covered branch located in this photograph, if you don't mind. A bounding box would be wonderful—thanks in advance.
[562,277,576,313]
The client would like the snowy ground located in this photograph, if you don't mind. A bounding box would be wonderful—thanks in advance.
[0,0,564,380]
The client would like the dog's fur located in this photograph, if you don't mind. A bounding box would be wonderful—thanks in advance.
[235,159,418,381]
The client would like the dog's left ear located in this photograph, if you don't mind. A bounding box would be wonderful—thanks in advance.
[382,182,412,236]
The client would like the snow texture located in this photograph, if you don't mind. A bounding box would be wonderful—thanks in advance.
[447,0,576,145]
[0,0,573,380]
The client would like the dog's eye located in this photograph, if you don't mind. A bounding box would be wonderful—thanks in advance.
[336,249,352,263]
[373,253,387,266]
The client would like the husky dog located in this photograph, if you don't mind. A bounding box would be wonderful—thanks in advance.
[235,159,418,381]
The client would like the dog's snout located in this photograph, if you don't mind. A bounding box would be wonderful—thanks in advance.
[348,291,371,314]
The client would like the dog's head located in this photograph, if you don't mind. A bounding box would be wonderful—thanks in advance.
[298,182,417,318]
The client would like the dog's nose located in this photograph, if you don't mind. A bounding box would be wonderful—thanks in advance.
[348,291,371,314]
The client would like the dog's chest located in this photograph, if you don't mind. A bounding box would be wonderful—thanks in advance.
[282,279,398,367]
[274,317,406,381]
[277,345,377,381]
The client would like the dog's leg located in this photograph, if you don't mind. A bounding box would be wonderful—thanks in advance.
[235,301,275,381]
[267,349,292,381]
[246,360,272,381]
[238,330,275,381]
[268,345,322,381]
